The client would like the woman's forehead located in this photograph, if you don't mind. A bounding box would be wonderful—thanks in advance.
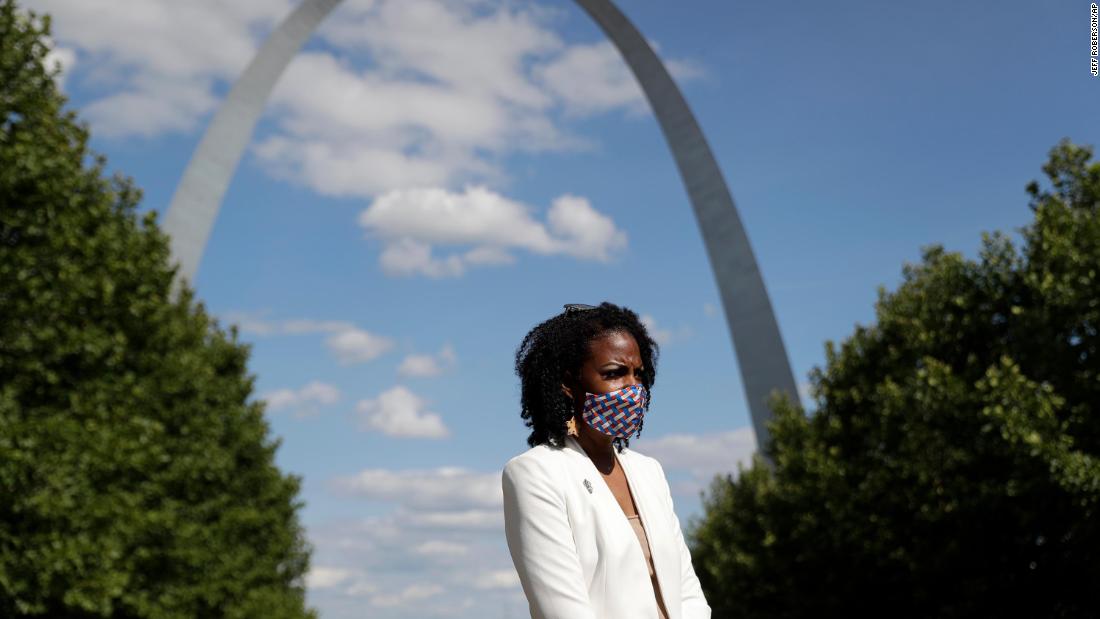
[585,330,640,362]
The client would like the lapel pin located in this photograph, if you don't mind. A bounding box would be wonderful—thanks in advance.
[583,479,593,494]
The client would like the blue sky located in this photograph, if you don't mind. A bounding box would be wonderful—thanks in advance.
[33,0,1099,616]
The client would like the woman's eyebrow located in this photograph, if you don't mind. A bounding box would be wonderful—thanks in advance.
[598,362,643,370]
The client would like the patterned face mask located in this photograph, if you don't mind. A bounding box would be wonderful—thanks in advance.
[581,383,649,439]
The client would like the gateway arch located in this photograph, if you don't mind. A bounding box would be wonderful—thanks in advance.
[162,0,799,458]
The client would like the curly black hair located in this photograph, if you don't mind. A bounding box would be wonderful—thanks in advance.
[514,301,659,453]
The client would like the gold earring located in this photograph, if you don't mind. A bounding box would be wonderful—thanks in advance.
[565,417,579,437]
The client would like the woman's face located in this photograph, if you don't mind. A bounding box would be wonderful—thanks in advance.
[563,330,645,411]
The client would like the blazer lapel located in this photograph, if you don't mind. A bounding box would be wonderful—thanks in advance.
[618,447,676,619]
[565,436,675,619]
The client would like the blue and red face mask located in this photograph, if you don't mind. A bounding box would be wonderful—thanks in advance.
[581,383,649,439]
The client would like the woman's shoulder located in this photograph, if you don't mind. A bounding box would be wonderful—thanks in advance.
[502,440,667,480]
[502,441,568,477]
[621,444,666,478]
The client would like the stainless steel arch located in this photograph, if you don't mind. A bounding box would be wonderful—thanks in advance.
[162,0,798,459]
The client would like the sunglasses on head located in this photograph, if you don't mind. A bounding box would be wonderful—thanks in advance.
[563,303,597,314]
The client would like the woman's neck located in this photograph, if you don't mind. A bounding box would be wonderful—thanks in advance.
[573,431,616,473]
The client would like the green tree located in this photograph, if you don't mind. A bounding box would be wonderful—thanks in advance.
[688,139,1100,618]
[0,2,315,616]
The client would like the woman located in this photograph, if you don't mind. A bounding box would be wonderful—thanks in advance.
[502,302,711,619]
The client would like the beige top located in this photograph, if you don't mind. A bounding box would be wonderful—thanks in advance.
[626,514,670,619]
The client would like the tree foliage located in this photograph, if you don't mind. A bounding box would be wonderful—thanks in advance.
[0,2,315,616]
[689,138,1100,617]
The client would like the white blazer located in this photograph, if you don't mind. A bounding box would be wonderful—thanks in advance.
[502,434,711,619]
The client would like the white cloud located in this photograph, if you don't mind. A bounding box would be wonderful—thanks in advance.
[304,506,517,615]
[219,311,393,366]
[360,185,554,249]
[320,0,559,110]
[398,344,457,378]
[261,380,340,418]
[306,566,355,590]
[34,0,293,137]
[359,186,627,277]
[798,381,815,410]
[343,580,378,597]
[535,39,704,117]
[546,194,629,261]
[42,0,706,287]
[377,238,467,278]
[413,540,469,557]
[43,43,76,90]
[83,74,219,138]
[403,508,502,531]
[641,314,671,345]
[282,318,358,335]
[473,570,520,590]
[370,583,444,608]
[463,245,515,266]
[333,465,501,509]
[254,0,576,197]
[326,327,395,365]
[640,428,759,497]
[42,0,699,197]
[640,314,693,346]
[703,302,719,318]
[263,391,297,411]
[219,311,355,336]
[397,353,445,378]
[534,40,645,117]
[355,386,450,438]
